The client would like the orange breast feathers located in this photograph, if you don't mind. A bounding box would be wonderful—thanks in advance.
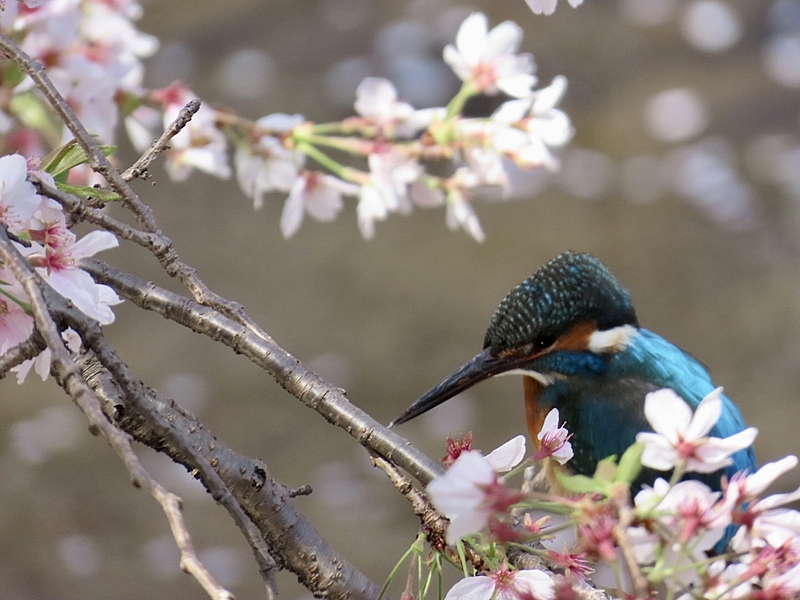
[523,374,572,494]
[523,375,546,448]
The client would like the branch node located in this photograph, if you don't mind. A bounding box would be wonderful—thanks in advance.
[288,484,313,498]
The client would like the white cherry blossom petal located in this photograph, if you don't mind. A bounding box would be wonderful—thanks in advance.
[485,435,526,472]
[684,387,723,440]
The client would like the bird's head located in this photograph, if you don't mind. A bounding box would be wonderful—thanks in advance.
[390,251,640,427]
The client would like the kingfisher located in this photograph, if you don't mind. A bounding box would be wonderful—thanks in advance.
[391,251,756,494]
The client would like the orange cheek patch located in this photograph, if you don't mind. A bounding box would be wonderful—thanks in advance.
[552,320,596,352]
[523,375,545,451]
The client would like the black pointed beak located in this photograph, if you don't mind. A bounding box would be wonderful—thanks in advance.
[390,347,525,427]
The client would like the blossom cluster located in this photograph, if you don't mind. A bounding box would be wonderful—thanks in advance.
[125,12,574,241]
[0,3,576,383]
[0,153,120,381]
[414,390,800,600]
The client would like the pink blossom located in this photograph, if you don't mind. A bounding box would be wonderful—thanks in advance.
[280,171,358,238]
[701,560,754,599]
[491,77,574,170]
[356,150,421,239]
[353,78,438,138]
[12,327,81,383]
[443,13,537,98]
[0,154,40,232]
[0,268,34,355]
[445,189,485,243]
[729,455,799,501]
[442,433,474,468]
[426,449,522,544]
[235,113,305,209]
[636,387,757,474]
[576,511,618,562]
[444,566,554,600]
[532,408,573,465]
[654,478,735,550]
[726,456,800,552]
[20,230,122,324]
[154,84,231,181]
[761,560,800,599]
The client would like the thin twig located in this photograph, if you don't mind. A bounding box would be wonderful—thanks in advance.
[0,330,46,378]
[612,493,650,599]
[122,98,201,182]
[28,174,169,254]
[0,227,235,600]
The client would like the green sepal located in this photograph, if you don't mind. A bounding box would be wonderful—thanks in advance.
[42,141,116,183]
[555,470,608,496]
[0,284,32,315]
[57,182,121,202]
[615,442,644,485]
[117,91,143,117]
[594,456,619,483]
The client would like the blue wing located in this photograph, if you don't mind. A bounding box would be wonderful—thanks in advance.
[613,329,757,481]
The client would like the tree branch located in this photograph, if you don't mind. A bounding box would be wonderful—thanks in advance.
[0,226,236,600]
[78,351,380,600]
[81,258,445,486]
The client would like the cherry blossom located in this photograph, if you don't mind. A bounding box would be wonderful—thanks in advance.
[636,387,757,474]
[445,188,485,243]
[651,478,735,550]
[153,83,231,181]
[0,267,34,355]
[427,446,523,544]
[526,0,585,16]
[444,566,554,600]
[427,451,497,543]
[761,560,800,599]
[20,230,122,324]
[280,171,358,238]
[353,78,438,138]
[235,113,305,209]
[15,0,156,144]
[532,407,574,464]
[0,153,41,232]
[485,435,527,473]
[443,13,537,98]
[356,149,421,239]
[699,559,754,599]
[12,327,81,383]
[730,472,800,551]
[728,455,798,501]
[491,77,574,170]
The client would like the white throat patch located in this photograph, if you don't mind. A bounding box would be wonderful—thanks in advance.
[497,368,556,386]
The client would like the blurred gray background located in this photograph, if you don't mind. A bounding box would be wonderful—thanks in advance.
[2,0,799,598]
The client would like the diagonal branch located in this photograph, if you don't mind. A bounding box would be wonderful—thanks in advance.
[82,258,445,487]
[78,351,380,600]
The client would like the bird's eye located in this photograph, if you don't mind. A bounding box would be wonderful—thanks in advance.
[533,333,556,351]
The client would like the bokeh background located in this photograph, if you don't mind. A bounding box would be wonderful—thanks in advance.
[2,0,800,598]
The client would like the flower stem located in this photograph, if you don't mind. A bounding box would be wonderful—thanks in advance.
[444,82,477,121]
